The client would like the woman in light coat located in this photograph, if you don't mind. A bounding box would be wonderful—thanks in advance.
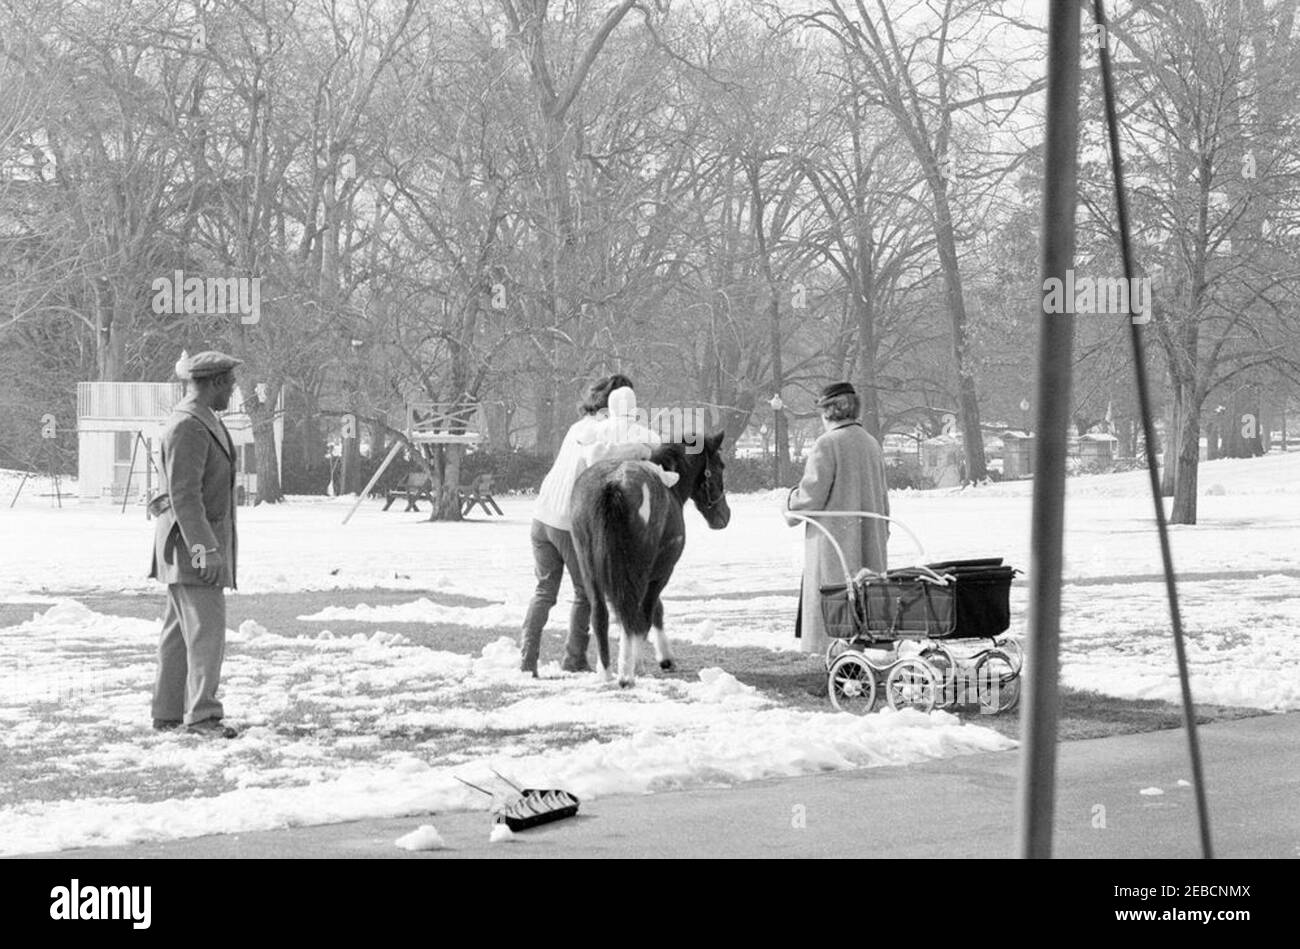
[784,382,890,657]
[521,374,650,676]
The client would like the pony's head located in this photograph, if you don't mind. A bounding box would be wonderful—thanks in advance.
[653,431,731,529]
[688,431,730,529]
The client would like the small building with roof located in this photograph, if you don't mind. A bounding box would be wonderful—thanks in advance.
[76,381,282,504]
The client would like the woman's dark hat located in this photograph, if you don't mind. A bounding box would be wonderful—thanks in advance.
[815,382,856,406]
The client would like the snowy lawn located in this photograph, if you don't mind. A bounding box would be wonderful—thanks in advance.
[0,595,1022,855]
[1,452,1297,853]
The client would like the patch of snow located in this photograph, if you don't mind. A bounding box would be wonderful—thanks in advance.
[395,825,446,851]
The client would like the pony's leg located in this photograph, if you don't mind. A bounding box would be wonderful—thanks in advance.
[617,630,641,688]
[650,598,675,671]
[642,576,674,671]
[591,597,613,682]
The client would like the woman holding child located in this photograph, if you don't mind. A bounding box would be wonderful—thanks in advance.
[519,374,671,676]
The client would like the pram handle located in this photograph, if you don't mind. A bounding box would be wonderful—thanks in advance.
[784,511,943,602]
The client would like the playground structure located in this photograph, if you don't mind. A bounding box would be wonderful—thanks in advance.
[6,437,67,508]
[9,381,282,510]
[343,401,486,524]
[9,382,177,509]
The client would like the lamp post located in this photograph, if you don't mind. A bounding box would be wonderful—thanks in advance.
[1020,398,1030,433]
[769,393,786,485]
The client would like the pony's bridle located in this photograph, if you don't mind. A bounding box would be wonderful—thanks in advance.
[696,465,725,510]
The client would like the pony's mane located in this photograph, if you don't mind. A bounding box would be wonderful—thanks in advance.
[651,441,715,474]
[651,442,687,471]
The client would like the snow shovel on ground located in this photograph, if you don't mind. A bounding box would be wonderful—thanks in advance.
[455,770,580,832]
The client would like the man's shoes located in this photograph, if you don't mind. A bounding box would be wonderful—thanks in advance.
[152,718,182,731]
[186,719,239,739]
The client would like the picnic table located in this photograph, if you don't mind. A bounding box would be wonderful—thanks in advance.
[382,471,435,512]
[459,473,503,516]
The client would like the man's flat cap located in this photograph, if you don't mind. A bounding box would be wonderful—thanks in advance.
[177,350,242,380]
[815,381,856,406]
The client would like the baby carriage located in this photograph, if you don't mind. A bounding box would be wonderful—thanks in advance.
[786,512,1022,715]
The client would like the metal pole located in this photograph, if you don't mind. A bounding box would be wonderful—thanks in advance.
[145,436,153,518]
[1092,0,1212,857]
[1016,0,1081,859]
[121,431,143,514]
[48,440,62,508]
[342,439,404,525]
[9,471,30,508]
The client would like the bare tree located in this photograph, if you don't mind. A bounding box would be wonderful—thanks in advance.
[802,0,1047,480]
[1092,0,1300,522]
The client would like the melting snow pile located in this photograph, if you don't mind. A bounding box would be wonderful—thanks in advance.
[1,602,1014,855]
[3,455,1299,854]
[395,825,446,851]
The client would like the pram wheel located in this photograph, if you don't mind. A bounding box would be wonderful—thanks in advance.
[996,638,1024,673]
[974,649,1021,713]
[920,646,957,709]
[825,638,850,672]
[828,652,877,714]
[884,659,937,713]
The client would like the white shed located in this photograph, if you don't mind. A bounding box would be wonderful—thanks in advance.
[76,382,182,502]
[76,382,283,504]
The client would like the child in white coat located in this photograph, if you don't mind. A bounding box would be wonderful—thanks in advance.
[578,386,679,488]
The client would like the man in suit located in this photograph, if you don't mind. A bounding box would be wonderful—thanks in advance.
[149,351,242,738]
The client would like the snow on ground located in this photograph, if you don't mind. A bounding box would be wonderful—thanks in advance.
[293,577,1300,711]
[0,600,1012,854]
[2,453,1298,852]
[3,454,1298,598]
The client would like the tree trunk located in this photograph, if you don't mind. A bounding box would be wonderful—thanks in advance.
[1170,393,1200,524]
[484,400,512,453]
[1160,397,1177,497]
[95,282,124,382]
[769,290,789,486]
[853,277,882,440]
[851,174,881,439]
[428,443,464,521]
[932,188,987,480]
[288,384,325,471]
[340,427,362,495]
[1222,389,1261,457]
[247,389,284,504]
[534,376,559,455]
[369,417,388,478]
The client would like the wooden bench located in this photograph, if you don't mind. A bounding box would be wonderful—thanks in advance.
[459,473,504,516]
[382,471,435,512]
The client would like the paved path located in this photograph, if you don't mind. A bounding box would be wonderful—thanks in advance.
[21,712,1298,859]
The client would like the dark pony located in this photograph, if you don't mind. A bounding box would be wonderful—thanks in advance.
[570,433,731,686]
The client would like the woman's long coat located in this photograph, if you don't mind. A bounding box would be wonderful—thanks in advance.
[785,420,890,655]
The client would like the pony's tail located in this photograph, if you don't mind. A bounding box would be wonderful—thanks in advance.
[589,480,650,637]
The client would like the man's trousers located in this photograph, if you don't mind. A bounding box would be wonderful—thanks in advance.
[152,583,226,724]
